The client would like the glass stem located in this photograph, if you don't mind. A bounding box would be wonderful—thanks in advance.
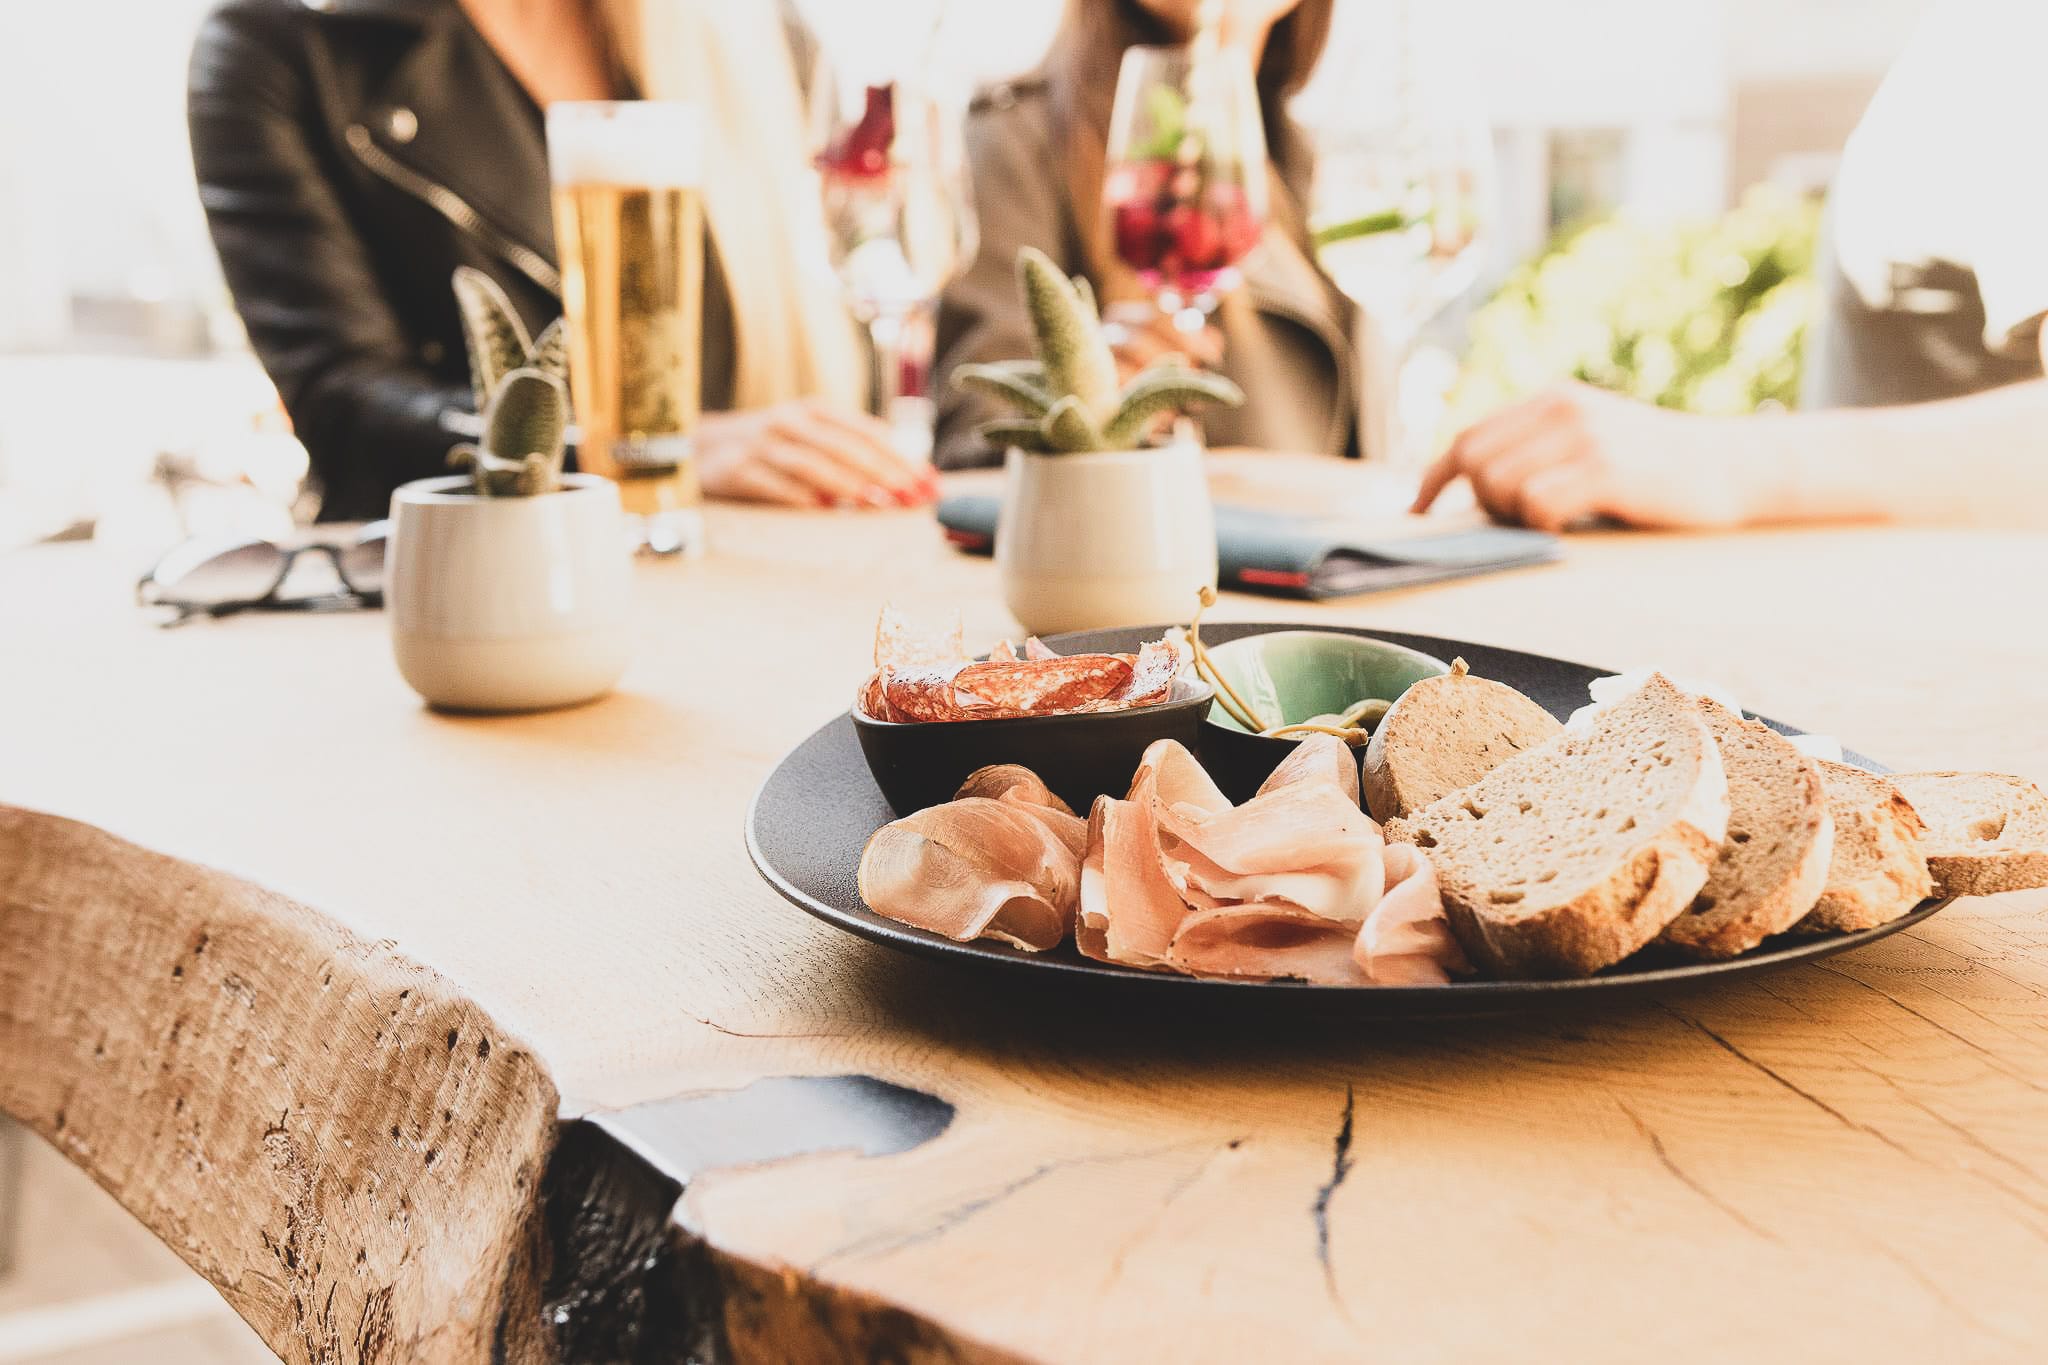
[868,311,906,419]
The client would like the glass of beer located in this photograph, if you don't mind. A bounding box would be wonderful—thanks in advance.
[547,101,705,555]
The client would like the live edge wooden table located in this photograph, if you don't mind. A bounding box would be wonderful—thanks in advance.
[5,459,2048,1365]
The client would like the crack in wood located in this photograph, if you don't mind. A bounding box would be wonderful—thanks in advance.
[812,1143,1185,1273]
[1309,1085,1356,1310]
[1097,1138,1247,1295]
[1662,1007,1923,1163]
[1613,1098,1778,1242]
[1815,964,2048,1095]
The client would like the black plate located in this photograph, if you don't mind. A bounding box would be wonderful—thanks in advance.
[747,624,1950,1013]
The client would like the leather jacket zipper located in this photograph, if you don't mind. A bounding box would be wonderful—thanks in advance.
[345,124,560,296]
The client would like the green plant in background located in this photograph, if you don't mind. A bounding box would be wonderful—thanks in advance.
[1446,185,1822,429]
[447,266,571,497]
[952,247,1244,453]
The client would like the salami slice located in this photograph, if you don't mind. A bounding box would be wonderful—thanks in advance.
[954,654,1133,714]
[883,663,972,722]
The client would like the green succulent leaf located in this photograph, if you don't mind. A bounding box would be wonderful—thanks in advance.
[526,317,571,386]
[474,368,567,495]
[975,417,1053,452]
[1017,247,1118,425]
[452,266,534,409]
[1104,363,1246,446]
[952,362,1055,416]
[1042,394,1103,453]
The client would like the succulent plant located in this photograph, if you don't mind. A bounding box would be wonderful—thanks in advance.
[952,247,1243,454]
[447,266,571,497]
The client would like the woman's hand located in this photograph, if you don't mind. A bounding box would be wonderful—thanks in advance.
[1102,301,1224,384]
[695,399,938,509]
[1412,383,1760,530]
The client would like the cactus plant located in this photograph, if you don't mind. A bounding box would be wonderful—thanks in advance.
[447,266,571,497]
[951,247,1243,454]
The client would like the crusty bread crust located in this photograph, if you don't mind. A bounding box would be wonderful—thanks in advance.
[1891,772,2048,898]
[1385,677,1727,978]
[1656,705,1834,961]
[1411,819,1721,977]
[1797,764,1932,933]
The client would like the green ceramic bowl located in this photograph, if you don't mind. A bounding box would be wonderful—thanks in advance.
[1198,629,1451,802]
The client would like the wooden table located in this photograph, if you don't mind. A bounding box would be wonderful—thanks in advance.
[5,459,2048,1363]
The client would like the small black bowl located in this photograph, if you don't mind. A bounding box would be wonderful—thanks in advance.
[852,676,1214,815]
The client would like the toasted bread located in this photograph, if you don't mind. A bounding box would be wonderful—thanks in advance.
[1890,771,2048,897]
[1386,676,1729,978]
[1797,762,1932,932]
[1361,666,1561,823]
[1655,701,1832,960]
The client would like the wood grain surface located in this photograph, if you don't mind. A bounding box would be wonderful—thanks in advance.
[3,455,2047,1363]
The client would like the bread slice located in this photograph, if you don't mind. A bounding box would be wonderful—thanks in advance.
[1386,675,1729,978]
[1362,664,1562,823]
[1796,762,1932,932]
[1654,701,1833,960]
[1889,771,2048,897]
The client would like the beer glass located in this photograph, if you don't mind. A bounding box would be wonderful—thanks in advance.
[547,101,705,554]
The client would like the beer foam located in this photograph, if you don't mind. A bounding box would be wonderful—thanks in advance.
[547,102,703,188]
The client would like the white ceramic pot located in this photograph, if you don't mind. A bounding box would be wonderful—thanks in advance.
[386,474,631,713]
[995,442,1217,635]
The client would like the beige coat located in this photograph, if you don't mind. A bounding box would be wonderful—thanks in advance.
[933,76,1358,468]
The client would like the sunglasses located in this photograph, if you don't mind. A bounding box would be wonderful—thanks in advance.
[138,522,389,620]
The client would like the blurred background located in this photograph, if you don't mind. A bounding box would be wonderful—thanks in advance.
[0,0,1926,1357]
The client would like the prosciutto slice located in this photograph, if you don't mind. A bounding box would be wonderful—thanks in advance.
[1354,844,1470,984]
[858,733,1470,987]
[858,790,1087,952]
[1078,740,1229,968]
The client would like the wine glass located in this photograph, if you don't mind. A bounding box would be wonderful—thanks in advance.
[810,70,976,452]
[1303,23,1495,470]
[1103,44,1269,335]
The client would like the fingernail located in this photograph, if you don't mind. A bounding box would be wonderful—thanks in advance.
[816,492,837,509]
[861,485,895,508]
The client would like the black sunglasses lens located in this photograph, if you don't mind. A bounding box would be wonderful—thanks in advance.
[338,527,388,596]
[149,540,288,607]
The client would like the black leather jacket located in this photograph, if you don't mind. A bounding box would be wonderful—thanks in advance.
[190,0,572,520]
[189,0,762,531]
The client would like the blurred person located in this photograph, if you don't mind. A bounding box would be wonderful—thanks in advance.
[932,0,1355,468]
[1415,2,2048,531]
[190,0,934,521]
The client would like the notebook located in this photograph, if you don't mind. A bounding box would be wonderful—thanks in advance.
[935,494,1561,600]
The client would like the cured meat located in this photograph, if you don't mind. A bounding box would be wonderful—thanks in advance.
[1354,844,1469,984]
[861,734,1459,988]
[956,764,1075,815]
[1258,731,1361,806]
[855,613,1188,724]
[954,655,1134,714]
[1167,906,1368,984]
[883,664,972,723]
[858,796,1087,951]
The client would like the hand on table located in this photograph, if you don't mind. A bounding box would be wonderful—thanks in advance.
[696,399,939,509]
[1413,383,1757,531]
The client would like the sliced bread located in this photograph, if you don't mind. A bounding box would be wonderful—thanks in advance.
[1889,771,2048,897]
[1385,675,1729,978]
[1361,664,1562,823]
[1654,701,1833,960]
[1797,762,1932,932]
